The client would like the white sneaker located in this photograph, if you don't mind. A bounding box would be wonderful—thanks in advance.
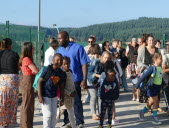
[111,119,119,125]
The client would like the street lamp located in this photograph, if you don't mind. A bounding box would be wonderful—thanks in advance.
[53,24,60,34]
[38,0,41,43]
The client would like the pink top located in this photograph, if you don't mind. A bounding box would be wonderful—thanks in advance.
[21,57,34,75]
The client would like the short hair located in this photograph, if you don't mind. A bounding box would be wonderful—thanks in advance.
[88,36,95,41]
[50,40,58,49]
[59,31,69,39]
[53,53,63,59]
[103,60,115,73]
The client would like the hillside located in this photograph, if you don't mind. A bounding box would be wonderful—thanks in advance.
[1,17,169,42]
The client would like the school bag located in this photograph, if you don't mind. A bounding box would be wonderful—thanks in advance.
[33,65,66,91]
[134,65,157,90]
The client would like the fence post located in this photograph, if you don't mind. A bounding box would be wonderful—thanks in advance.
[6,20,9,38]
[163,34,166,48]
[29,27,32,42]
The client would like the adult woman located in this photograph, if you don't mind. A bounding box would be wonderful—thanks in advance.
[88,51,112,120]
[102,41,112,53]
[137,35,159,70]
[0,38,19,128]
[137,35,160,104]
[19,42,39,128]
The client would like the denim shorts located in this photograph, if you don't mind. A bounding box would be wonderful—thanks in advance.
[147,84,161,97]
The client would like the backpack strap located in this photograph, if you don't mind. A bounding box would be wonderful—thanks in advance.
[44,65,53,83]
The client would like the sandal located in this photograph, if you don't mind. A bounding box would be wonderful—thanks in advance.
[92,114,100,120]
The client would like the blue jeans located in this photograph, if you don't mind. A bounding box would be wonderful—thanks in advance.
[63,81,84,125]
[122,69,128,90]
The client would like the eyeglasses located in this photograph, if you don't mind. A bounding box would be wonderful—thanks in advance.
[88,41,93,43]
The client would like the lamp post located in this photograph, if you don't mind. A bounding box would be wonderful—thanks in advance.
[38,0,41,43]
[53,24,59,34]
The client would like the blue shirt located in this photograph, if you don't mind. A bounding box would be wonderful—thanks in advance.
[40,66,66,98]
[57,42,90,82]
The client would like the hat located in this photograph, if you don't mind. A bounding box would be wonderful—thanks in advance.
[132,38,136,42]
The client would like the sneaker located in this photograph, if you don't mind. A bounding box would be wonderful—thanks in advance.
[136,99,139,102]
[111,119,119,125]
[139,110,145,121]
[77,124,84,128]
[107,124,112,128]
[132,98,136,101]
[152,116,162,125]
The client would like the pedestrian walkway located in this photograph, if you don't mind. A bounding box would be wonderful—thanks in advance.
[16,81,169,128]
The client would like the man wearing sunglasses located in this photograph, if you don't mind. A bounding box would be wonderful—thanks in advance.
[84,36,95,54]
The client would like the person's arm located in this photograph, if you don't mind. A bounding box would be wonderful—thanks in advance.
[28,63,39,74]
[116,61,123,77]
[38,77,44,104]
[80,64,88,89]
[162,64,169,73]
[125,46,129,57]
[78,46,90,89]
[137,46,148,70]
[135,67,153,88]
[59,81,65,106]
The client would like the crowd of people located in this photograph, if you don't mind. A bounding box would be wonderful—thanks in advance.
[0,31,169,128]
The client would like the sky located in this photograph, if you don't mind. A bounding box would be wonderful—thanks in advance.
[0,0,169,28]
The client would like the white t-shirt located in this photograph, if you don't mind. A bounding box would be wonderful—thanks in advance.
[44,47,55,66]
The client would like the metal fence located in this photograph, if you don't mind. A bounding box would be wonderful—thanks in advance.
[0,21,45,68]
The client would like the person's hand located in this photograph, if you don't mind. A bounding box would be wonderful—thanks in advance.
[60,99,64,106]
[80,80,87,89]
[70,91,76,97]
[38,96,44,104]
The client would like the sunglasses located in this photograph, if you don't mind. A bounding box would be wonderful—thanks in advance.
[88,41,93,43]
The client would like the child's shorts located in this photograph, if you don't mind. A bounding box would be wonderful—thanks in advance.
[147,84,161,97]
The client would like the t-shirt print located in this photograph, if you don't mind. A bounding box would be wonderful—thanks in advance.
[104,83,116,92]
[50,76,60,85]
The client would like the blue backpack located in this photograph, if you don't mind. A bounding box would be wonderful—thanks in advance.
[134,65,156,90]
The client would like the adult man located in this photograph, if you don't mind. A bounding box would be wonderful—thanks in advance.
[84,36,95,54]
[137,38,143,46]
[57,31,90,128]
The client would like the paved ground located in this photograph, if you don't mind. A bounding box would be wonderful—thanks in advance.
[15,81,169,128]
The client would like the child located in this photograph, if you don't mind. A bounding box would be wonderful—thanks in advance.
[38,53,66,128]
[88,60,119,128]
[99,67,119,128]
[136,53,163,125]
[61,57,77,128]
